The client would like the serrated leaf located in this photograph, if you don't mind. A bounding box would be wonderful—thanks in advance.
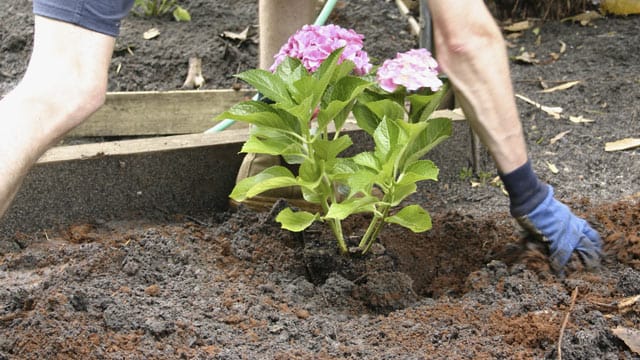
[403,117,452,163]
[235,70,291,105]
[216,101,297,131]
[408,81,450,123]
[397,160,439,186]
[276,208,319,232]
[373,119,400,160]
[317,76,371,129]
[325,197,378,221]
[274,57,307,86]
[313,135,353,161]
[385,205,432,232]
[241,135,302,156]
[389,183,417,206]
[230,166,297,200]
[365,99,406,123]
[352,151,380,171]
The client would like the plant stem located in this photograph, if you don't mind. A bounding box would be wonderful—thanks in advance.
[358,204,390,254]
[330,218,348,254]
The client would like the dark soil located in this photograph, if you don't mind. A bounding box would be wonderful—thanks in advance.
[1,0,639,359]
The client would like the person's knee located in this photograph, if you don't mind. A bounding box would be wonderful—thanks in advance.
[11,70,107,140]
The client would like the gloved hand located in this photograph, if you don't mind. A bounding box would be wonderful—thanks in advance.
[515,185,602,273]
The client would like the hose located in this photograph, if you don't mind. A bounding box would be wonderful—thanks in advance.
[205,0,339,133]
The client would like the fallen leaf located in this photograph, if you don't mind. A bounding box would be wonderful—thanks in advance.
[503,20,533,32]
[559,41,567,54]
[516,94,563,118]
[143,27,160,40]
[540,81,581,93]
[605,138,640,152]
[611,327,640,354]
[514,51,539,64]
[550,130,571,144]
[569,115,595,123]
[618,294,640,309]
[221,26,250,41]
[506,32,523,40]
[546,161,559,174]
[561,11,604,26]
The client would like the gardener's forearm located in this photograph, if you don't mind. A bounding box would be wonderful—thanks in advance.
[427,0,528,174]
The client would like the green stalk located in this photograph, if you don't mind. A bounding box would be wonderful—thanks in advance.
[330,218,348,254]
[358,203,390,254]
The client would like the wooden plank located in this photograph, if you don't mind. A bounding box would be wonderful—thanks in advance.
[67,89,254,137]
[2,128,256,239]
[42,129,250,164]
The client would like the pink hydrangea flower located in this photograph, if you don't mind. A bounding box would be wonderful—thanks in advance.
[270,24,372,76]
[376,48,443,92]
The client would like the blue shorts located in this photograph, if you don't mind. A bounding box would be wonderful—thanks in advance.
[33,0,135,37]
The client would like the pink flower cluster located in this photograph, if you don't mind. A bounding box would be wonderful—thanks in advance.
[376,48,443,93]
[270,24,372,76]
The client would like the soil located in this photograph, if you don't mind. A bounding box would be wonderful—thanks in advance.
[1,0,640,359]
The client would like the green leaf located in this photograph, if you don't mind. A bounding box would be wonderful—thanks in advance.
[389,183,417,206]
[317,76,371,130]
[313,135,353,161]
[397,160,439,186]
[276,208,319,232]
[352,151,380,171]
[373,118,400,161]
[241,135,302,156]
[325,196,378,221]
[278,95,316,127]
[344,169,379,196]
[274,57,307,86]
[216,101,297,131]
[352,102,379,135]
[229,166,296,201]
[352,90,388,135]
[404,117,452,163]
[235,70,292,105]
[414,81,451,123]
[365,99,405,123]
[385,205,432,232]
[172,5,191,21]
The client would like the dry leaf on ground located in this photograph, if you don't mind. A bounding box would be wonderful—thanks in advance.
[503,20,533,32]
[561,11,604,26]
[605,138,640,152]
[143,27,160,40]
[540,81,581,93]
[221,27,250,41]
[550,130,571,144]
[611,327,640,354]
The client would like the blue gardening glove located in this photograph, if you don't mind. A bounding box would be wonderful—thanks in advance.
[515,185,602,273]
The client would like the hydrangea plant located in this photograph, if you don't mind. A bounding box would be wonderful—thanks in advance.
[218,25,452,255]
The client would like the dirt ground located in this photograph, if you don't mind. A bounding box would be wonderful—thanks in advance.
[1,0,639,359]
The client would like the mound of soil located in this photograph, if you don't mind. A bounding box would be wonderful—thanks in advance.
[1,0,639,358]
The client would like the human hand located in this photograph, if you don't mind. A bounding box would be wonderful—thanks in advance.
[515,185,602,273]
